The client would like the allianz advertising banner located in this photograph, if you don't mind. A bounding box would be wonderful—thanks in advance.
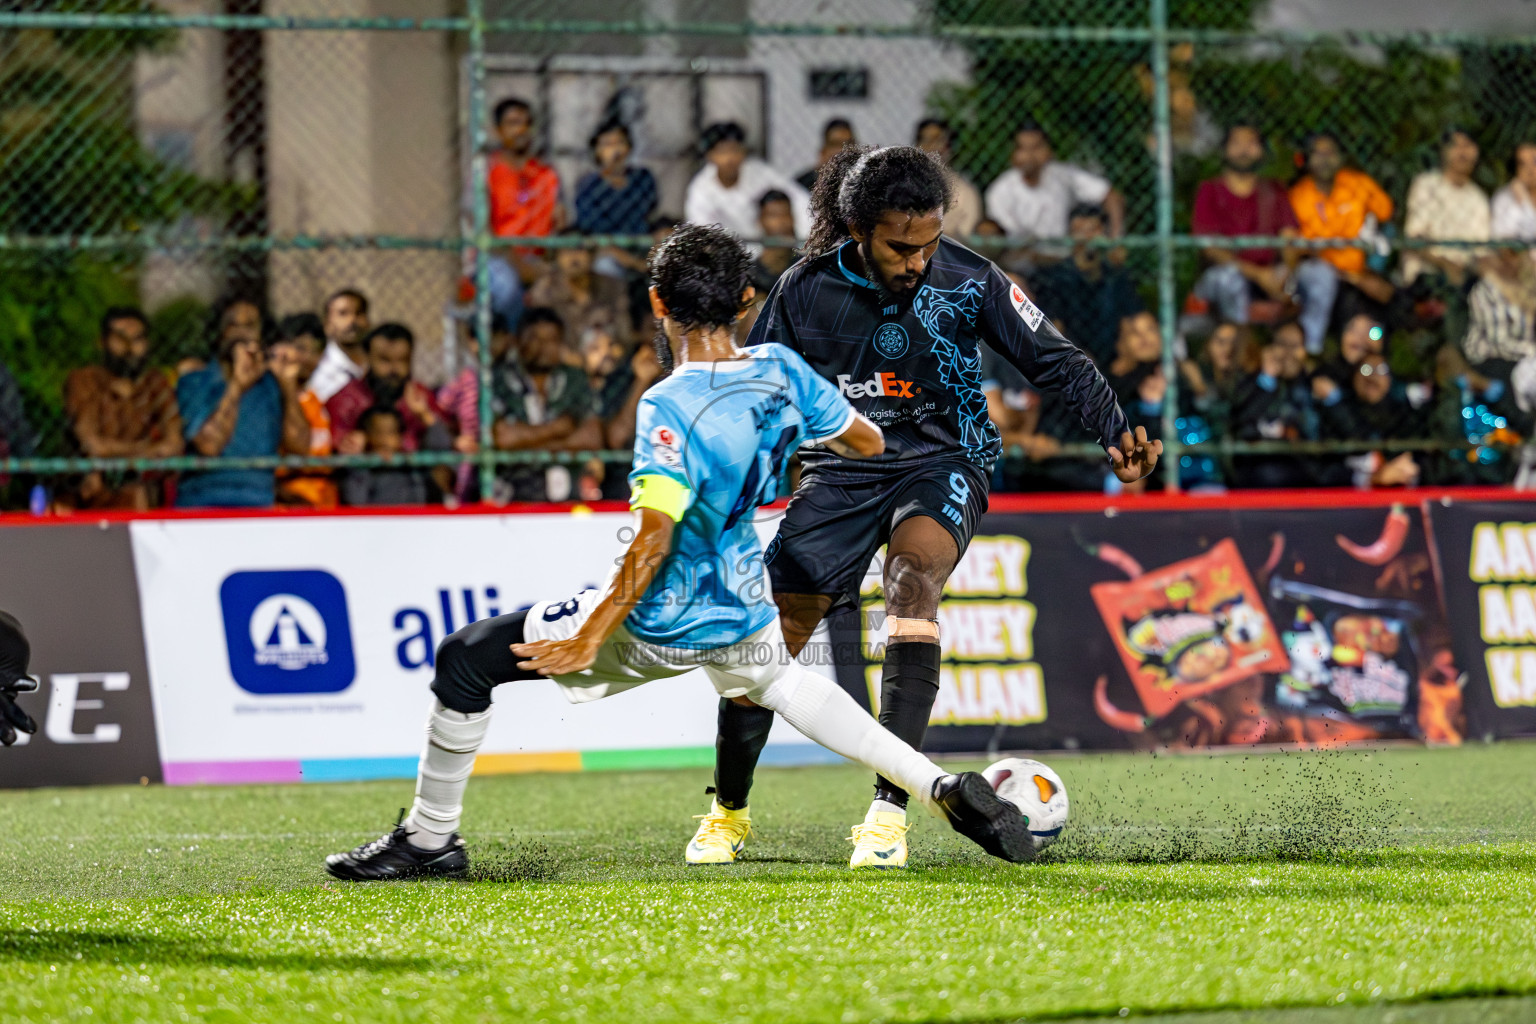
[128,512,823,786]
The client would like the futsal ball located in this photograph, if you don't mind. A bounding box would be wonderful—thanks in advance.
[982,757,1069,849]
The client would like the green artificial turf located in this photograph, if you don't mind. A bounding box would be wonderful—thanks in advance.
[3,744,1536,1023]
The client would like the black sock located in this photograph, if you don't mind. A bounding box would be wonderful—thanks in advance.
[873,640,941,809]
[713,698,775,810]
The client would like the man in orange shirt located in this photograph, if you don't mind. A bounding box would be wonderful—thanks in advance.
[483,97,563,330]
[1289,132,1395,353]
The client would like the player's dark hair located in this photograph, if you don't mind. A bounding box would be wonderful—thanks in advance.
[589,118,630,151]
[324,288,369,318]
[363,322,414,354]
[494,97,531,126]
[699,121,746,155]
[100,305,148,338]
[649,223,752,333]
[518,306,566,336]
[805,145,953,258]
[758,189,791,211]
[278,312,324,343]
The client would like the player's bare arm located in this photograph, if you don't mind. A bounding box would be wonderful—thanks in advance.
[511,506,674,676]
[819,412,884,460]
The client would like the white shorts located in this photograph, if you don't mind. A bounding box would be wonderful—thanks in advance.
[524,589,790,705]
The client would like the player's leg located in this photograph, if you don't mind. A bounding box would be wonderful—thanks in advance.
[694,474,882,862]
[325,609,541,880]
[849,461,987,867]
[710,628,1034,864]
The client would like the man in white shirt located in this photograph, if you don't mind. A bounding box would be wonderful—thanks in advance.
[984,122,1125,262]
[683,122,810,242]
[305,289,372,403]
[1402,129,1491,285]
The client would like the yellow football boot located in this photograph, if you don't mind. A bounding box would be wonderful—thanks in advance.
[847,808,910,869]
[685,800,752,865]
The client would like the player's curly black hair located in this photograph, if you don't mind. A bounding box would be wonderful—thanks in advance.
[647,223,753,373]
[804,144,953,258]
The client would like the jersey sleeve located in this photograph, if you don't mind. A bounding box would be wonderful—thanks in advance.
[977,264,1130,451]
[778,345,856,443]
[627,393,697,522]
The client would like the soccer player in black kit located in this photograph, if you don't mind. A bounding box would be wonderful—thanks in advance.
[684,145,1161,868]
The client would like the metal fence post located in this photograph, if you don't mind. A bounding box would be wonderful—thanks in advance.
[1149,0,1182,493]
[467,0,496,501]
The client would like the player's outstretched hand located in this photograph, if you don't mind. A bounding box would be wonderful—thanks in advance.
[0,678,37,747]
[1108,426,1163,483]
[511,635,600,677]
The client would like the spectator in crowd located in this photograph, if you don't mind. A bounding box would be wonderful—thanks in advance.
[438,313,517,455]
[739,190,799,339]
[684,122,810,241]
[983,122,1124,264]
[62,306,182,509]
[1288,132,1396,352]
[0,359,36,461]
[484,97,563,329]
[341,406,429,507]
[1190,123,1302,330]
[575,119,658,280]
[593,338,663,455]
[1402,128,1490,288]
[1462,245,1536,377]
[327,323,449,457]
[1181,320,1254,427]
[796,118,854,191]
[175,295,309,509]
[915,118,983,237]
[271,312,336,509]
[1318,358,1423,488]
[527,228,633,352]
[1228,324,1318,488]
[1104,310,1164,410]
[1030,203,1143,365]
[492,307,600,502]
[306,288,371,403]
[1317,313,1385,390]
[1492,141,1536,242]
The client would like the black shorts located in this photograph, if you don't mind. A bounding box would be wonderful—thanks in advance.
[765,458,991,613]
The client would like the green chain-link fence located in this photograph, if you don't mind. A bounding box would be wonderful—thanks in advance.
[2,1,1534,509]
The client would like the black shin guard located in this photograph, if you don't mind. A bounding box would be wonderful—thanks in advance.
[713,698,775,810]
[873,640,941,808]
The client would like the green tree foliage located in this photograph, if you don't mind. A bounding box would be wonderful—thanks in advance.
[0,2,239,454]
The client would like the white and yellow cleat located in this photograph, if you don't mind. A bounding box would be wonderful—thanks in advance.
[847,809,910,869]
[685,800,752,865]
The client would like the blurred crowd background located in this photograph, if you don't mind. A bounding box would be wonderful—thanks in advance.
[4,0,1536,511]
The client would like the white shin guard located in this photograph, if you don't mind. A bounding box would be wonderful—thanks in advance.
[404,700,492,848]
[748,665,945,815]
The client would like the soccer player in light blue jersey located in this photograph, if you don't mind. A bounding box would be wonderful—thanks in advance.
[326,224,1035,880]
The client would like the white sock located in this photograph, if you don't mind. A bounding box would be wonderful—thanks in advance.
[403,701,492,850]
[751,666,945,816]
[870,798,907,818]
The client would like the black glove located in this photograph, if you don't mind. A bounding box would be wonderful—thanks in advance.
[0,610,38,747]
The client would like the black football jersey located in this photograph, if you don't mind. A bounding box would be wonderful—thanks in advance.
[745,237,1130,474]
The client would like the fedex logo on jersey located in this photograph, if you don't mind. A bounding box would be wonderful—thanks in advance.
[837,371,918,399]
[219,569,357,695]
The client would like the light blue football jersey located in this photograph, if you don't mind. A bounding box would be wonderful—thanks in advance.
[625,343,856,649]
